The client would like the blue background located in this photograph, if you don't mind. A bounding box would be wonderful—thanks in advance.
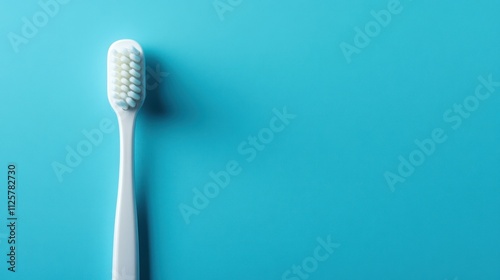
[1,0,500,279]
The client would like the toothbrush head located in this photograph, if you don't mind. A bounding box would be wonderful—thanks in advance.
[107,39,146,112]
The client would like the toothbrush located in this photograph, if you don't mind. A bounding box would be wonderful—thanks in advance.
[107,39,146,280]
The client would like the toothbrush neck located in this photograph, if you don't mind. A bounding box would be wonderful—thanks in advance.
[118,113,137,187]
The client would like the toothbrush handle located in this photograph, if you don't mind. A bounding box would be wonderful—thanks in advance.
[113,114,138,280]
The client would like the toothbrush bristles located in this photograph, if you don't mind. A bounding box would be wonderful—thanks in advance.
[111,46,143,110]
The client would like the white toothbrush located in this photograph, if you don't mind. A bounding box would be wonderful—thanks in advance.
[107,39,146,280]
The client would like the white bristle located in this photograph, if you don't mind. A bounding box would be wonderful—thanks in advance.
[125,97,137,107]
[128,91,140,100]
[129,62,140,71]
[121,71,130,78]
[130,54,141,63]
[130,77,141,86]
[130,84,141,93]
[121,56,131,63]
[129,69,140,78]
[130,47,139,55]
[108,41,144,110]
[116,99,129,110]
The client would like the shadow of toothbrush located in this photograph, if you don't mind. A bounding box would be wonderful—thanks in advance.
[136,49,204,279]
[136,52,171,280]
[136,176,152,280]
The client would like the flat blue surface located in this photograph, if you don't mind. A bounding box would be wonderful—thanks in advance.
[1,0,500,279]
